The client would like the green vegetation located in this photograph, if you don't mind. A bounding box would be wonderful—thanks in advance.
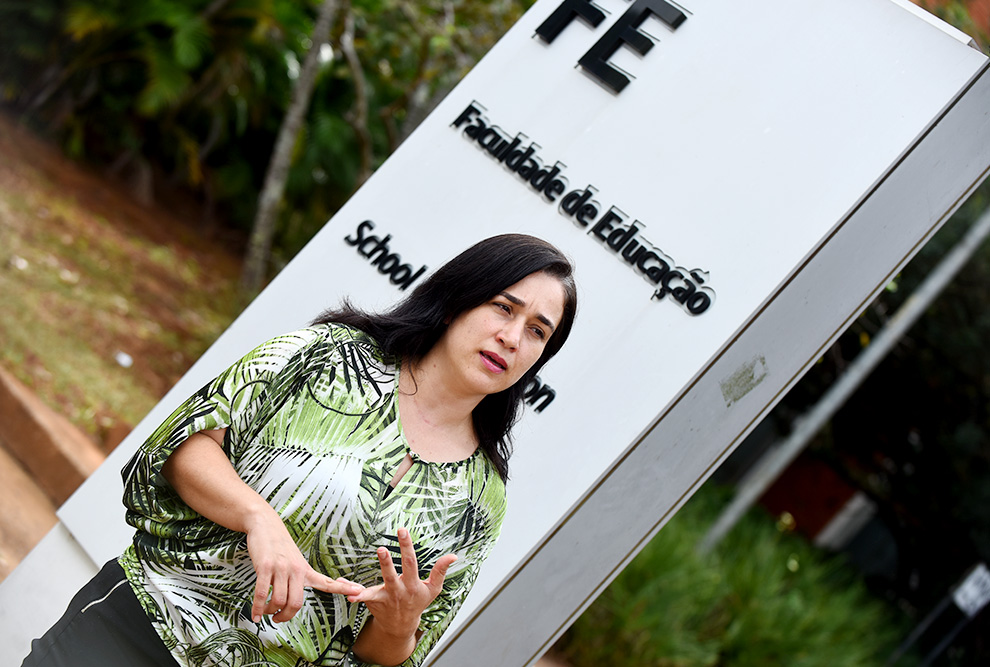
[1,0,534,277]
[554,490,911,667]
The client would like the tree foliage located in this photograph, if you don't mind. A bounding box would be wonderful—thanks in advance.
[0,0,534,271]
[556,490,907,667]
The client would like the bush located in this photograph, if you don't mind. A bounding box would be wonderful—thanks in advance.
[554,489,911,667]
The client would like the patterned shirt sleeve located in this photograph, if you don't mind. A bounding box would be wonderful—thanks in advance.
[121,327,322,538]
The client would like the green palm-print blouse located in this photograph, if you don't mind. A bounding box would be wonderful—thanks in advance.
[118,323,507,667]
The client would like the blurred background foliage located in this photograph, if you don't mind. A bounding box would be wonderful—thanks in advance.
[780,181,990,589]
[0,0,534,270]
[556,489,908,667]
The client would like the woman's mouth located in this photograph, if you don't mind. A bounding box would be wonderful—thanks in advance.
[480,351,507,373]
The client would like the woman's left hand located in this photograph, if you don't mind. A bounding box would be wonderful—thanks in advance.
[348,528,456,664]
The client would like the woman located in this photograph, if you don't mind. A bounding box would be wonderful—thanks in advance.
[24,233,577,667]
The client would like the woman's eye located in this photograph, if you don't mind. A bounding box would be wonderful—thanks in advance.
[530,326,546,340]
[495,302,511,313]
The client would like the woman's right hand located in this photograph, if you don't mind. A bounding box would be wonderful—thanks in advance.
[244,507,364,623]
[163,429,363,624]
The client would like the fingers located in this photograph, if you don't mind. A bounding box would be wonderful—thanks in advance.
[252,564,296,623]
[256,571,366,623]
[250,530,452,625]
[426,553,457,595]
[268,567,290,616]
[251,568,271,623]
[272,572,304,623]
[397,528,419,580]
[348,582,384,604]
[378,545,400,585]
[306,571,365,597]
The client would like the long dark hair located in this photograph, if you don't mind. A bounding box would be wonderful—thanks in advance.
[313,233,577,480]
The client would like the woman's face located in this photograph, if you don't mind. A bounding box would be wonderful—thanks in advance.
[432,271,567,399]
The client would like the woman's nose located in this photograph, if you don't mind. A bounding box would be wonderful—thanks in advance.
[497,321,522,349]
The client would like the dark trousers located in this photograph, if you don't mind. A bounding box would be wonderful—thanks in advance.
[21,559,179,667]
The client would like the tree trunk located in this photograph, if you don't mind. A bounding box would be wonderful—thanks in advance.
[240,0,341,294]
[340,4,373,189]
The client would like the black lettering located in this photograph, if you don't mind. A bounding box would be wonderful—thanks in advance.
[579,0,687,93]
[621,240,645,264]
[451,102,483,128]
[661,268,684,292]
[606,223,639,251]
[523,376,542,399]
[487,137,510,157]
[505,145,535,170]
[560,188,592,216]
[590,209,623,242]
[528,384,556,412]
[637,251,660,271]
[344,220,374,246]
[478,127,505,152]
[496,136,522,162]
[671,277,696,304]
[376,253,400,274]
[535,0,606,44]
[523,375,556,412]
[516,158,539,180]
[349,223,426,292]
[640,252,670,283]
[362,234,392,262]
[544,179,566,202]
[400,265,427,291]
[389,264,412,285]
[576,202,599,226]
[687,292,712,315]
[464,117,486,139]
[530,165,561,192]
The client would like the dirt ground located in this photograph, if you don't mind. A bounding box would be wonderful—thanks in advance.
[0,112,244,449]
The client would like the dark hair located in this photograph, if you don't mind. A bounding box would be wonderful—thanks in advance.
[313,234,577,480]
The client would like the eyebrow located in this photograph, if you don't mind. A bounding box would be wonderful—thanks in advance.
[499,291,557,332]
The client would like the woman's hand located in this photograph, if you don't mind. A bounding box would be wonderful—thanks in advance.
[163,429,363,624]
[244,507,365,623]
[349,528,456,666]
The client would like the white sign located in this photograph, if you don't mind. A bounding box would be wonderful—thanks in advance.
[3,1,990,665]
[954,563,990,618]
